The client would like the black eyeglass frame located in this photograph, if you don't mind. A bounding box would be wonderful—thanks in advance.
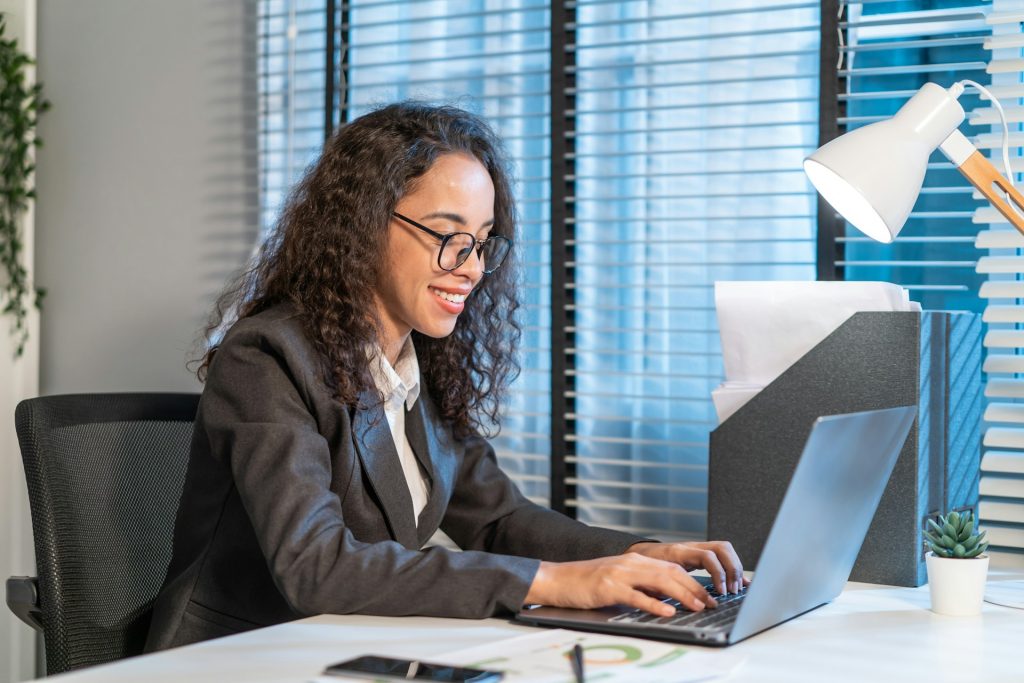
[391,211,512,274]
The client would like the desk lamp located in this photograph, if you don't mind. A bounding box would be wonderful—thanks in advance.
[804,81,1024,240]
[803,80,1024,607]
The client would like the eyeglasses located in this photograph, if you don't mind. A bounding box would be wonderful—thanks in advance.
[391,211,512,275]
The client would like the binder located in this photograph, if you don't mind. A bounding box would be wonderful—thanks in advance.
[708,311,982,587]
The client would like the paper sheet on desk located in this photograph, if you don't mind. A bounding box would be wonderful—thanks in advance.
[984,579,1024,609]
[437,628,744,683]
[712,281,920,423]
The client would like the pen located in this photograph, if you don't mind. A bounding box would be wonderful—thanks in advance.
[571,643,584,683]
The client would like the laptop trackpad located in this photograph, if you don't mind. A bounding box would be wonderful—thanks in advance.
[518,603,631,624]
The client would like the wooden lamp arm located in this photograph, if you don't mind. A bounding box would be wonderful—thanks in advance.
[958,151,1024,237]
[940,129,1024,237]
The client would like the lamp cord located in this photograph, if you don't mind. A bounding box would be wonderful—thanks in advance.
[955,79,1016,188]
[836,2,846,71]
[953,79,1024,221]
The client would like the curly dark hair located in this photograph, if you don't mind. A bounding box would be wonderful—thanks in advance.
[195,102,521,438]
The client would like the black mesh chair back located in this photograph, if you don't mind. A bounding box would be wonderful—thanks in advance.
[14,393,200,674]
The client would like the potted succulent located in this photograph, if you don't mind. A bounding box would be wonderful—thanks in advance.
[924,509,989,616]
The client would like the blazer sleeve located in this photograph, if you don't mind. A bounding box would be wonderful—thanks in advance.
[440,434,649,561]
[202,321,539,618]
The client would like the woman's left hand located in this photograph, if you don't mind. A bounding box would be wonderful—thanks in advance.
[625,541,750,596]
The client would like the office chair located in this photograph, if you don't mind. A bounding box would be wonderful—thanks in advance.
[6,393,200,674]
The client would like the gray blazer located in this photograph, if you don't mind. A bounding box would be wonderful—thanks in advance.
[145,304,644,651]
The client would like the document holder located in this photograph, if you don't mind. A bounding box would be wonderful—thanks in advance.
[708,311,982,587]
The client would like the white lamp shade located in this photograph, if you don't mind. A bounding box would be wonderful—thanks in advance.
[803,83,965,243]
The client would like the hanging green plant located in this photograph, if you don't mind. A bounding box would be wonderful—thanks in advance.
[0,15,49,358]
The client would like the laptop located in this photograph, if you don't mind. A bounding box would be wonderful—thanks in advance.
[515,405,917,647]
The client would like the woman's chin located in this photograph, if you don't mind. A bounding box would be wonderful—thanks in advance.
[415,318,459,339]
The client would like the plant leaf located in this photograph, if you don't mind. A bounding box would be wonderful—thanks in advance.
[949,510,961,529]
[0,23,46,359]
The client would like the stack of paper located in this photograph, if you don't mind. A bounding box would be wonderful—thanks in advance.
[712,281,920,423]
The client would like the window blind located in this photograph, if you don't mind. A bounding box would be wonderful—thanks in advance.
[258,0,340,233]
[345,0,553,505]
[257,1,822,541]
[559,0,820,540]
[836,1,991,311]
[833,0,1024,568]
[976,5,1024,569]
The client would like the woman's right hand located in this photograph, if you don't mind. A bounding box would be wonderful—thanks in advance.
[523,554,718,618]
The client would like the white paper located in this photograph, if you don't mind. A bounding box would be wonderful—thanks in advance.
[712,281,921,423]
[710,382,763,426]
[437,628,745,683]
[984,579,1024,610]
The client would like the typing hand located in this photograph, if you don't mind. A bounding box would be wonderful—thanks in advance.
[624,540,750,597]
[524,554,717,618]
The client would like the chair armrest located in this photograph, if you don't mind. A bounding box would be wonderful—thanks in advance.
[6,576,42,631]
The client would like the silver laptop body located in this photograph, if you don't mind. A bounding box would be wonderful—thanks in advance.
[515,406,917,647]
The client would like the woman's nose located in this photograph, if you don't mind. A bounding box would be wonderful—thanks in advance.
[454,246,485,282]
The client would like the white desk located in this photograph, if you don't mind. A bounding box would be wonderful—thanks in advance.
[50,579,1023,683]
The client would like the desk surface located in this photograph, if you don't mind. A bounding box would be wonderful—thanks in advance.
[50,579,1024,683]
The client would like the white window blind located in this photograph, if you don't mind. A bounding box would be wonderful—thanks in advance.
[838,2,991,310]
[258,0,339,233]
[345,0,553,505]
[563,0,820,540]
[977,5,1024,569]
[838,0,1024,568]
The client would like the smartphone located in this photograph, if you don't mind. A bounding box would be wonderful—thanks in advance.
[323,655,504,682]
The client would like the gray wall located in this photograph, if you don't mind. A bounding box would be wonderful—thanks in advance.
[36,0,259,394]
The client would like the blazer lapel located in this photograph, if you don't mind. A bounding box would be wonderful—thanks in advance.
[351,392,419,549]
[406,391,458,547]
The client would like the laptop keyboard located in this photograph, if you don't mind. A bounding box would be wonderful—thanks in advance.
[609,585,748,631]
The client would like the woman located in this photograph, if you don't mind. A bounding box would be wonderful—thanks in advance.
[145,102,746,651]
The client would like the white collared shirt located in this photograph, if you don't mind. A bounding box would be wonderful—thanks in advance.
[368,337,430,528]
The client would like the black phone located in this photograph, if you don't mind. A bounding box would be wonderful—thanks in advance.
[323,655,504,682]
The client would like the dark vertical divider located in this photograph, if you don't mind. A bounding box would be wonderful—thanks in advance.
[339,1,349,126]
[549,2,576,516]
[816,0,845,281]
[325,0,337,138]
[325,0,349,134]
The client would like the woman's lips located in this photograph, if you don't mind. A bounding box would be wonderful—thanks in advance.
[429,286,468,314]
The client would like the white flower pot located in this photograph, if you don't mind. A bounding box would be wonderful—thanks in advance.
[925,551,989,616]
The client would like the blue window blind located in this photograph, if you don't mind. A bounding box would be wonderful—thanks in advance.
[563,0,819,539]
[257,1,822,540]
[344,0,553,505]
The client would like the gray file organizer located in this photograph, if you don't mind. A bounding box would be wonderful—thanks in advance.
[708,311,982,587]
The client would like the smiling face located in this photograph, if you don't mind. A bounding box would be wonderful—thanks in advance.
[373,152,496,363]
